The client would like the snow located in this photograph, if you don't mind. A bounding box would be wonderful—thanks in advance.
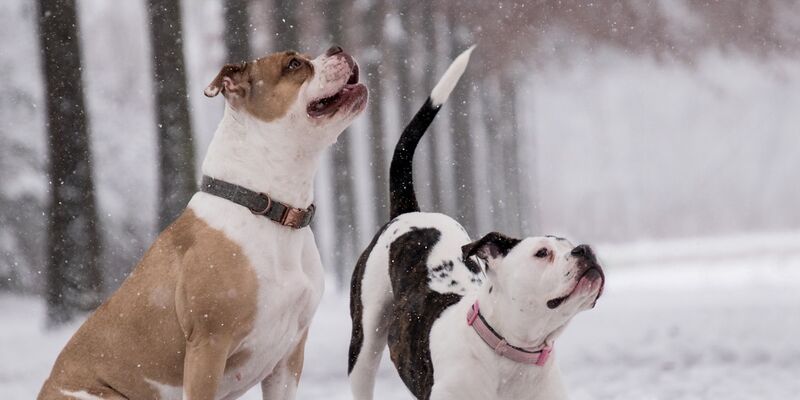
[526,49,800,244]
[2,233,799,399]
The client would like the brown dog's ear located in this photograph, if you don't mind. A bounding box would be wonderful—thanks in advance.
[204,62,248,98]
[462,232,521,265]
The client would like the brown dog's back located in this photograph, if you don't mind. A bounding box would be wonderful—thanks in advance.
[39,209,258,399]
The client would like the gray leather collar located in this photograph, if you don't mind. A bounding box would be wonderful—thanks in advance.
[200,175,315,229]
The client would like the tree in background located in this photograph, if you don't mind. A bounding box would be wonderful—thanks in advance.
[500,75,529,235]
[37,0,103,325]
[393,2,434,205]
[481,73,527,236]
[147,0,196,230]
[447,9,477,234]
[224,0,251,62]
[481,76,509,231]
[272,0,299,50]
[364,0,389,226]
[420,2,443,212]
[323,0,360,285]
[393,2,414,129]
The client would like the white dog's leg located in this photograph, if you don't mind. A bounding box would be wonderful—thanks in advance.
[349,240,394,400]
[349,305,389,400]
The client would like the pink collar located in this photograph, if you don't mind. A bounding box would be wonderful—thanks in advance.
[466,300,552,366]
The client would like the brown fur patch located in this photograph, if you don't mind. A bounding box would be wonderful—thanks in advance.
[38,209,258,399]
[287,330,309,384]
[207,51,314,123]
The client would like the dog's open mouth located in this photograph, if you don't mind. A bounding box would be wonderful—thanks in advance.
[546,267,604,309]
[307,63,366,118]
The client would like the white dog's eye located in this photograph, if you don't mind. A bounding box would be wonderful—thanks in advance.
[535,248,549,258]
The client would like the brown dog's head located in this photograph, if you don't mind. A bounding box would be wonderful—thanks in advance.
[205,46,367,141]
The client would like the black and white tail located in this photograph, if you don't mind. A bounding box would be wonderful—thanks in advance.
[388,45,475,220]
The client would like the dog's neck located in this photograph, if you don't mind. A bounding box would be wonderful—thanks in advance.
[476,284,565,351]
[201,105,325,208]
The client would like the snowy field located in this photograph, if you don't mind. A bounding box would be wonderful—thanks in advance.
[2,233,800,399]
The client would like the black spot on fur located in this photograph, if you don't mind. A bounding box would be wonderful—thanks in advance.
[461,232,521,262]
[463,256,482,274]
[348,221,393,374]
[387,228,461,400]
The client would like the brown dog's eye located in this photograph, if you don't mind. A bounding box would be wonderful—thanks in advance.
[535,248,549,258]
[287,58,302,70]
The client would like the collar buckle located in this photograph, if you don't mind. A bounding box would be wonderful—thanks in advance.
[280,207,305,228]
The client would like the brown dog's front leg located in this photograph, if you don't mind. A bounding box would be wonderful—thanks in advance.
[182,336,231,400]
[260,330,308,399]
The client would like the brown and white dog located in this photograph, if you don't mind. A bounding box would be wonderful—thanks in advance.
[38,47,367,400]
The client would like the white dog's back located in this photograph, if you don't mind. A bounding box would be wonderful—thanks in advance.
[348,47,477,400]
[348,211,482,400]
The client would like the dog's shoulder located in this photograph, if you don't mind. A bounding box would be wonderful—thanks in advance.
[159,209,259,339]
[382,212,484,296]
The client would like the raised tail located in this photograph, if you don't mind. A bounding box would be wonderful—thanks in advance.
[388,45,475,220]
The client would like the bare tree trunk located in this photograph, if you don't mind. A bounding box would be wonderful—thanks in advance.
[224,0,251,62]
[502,75,531,234]
[395,3,432,206]
[482,77,510,232]
[364,1,388,226]
[448,12,477,234]
[272,0,299,50]
[37,0,103,325]
[395,3,413,128]
[324,0,358,286]
[147,0,197,231]
[420,2,443,211]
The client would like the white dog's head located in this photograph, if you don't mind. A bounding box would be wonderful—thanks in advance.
[462,232,604,345]
[204,46,367,145]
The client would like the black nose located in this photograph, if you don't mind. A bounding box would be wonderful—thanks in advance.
[326,45,344,56]
[571,244,593,258]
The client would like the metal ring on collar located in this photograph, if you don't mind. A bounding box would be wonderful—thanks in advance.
[250,193,273,215]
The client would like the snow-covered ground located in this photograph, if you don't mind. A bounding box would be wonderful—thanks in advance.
[2,233,800,399]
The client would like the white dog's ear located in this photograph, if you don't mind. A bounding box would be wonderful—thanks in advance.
[204,62,249,101]
[462,232,521,269]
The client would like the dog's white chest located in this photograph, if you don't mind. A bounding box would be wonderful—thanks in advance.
[188,194,324,399]
[219,264,322,399]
